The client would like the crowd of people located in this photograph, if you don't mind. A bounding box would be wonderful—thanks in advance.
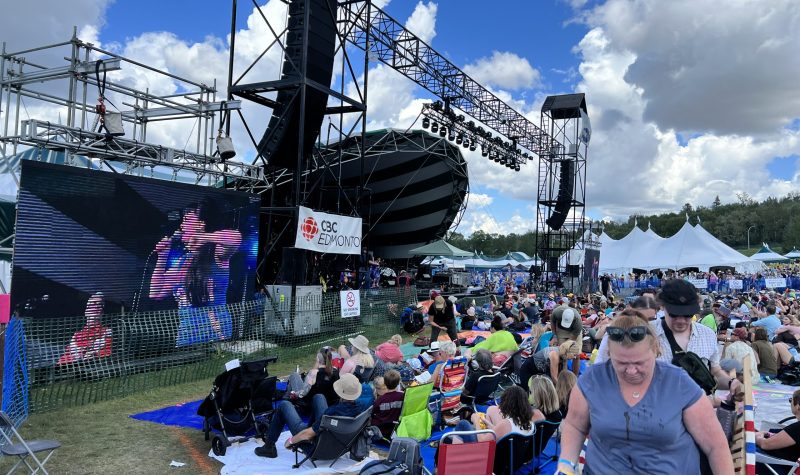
[249,277,800,474]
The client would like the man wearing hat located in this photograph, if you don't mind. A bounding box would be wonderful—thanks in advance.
[428,295,458,344]
[255,373,365,458]
[595,280,739,396]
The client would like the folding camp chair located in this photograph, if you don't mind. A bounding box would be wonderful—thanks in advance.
[493,431,534,475]
[434,358,468,428]
[436,429,496,475]
[533,418,562,473]
[0,411,61,475]
[756,452,800,475]
[461,372,503,411]
[291,407,373,469]
[494,347,525,387]
[394,382,435,441]
[353,365,375,384]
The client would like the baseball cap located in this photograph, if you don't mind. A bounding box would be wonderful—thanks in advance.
[659,279,701,316]
[434,296,445,309]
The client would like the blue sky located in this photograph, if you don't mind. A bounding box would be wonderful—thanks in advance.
[2,0,799,236]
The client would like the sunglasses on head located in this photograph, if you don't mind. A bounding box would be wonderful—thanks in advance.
[606,326,649,343]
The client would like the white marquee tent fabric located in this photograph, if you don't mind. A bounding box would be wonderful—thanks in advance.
[598,222,764,274]
[751,244,790,263]
[785,248,800,260]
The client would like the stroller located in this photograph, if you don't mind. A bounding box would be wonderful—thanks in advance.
[197,356,278,455]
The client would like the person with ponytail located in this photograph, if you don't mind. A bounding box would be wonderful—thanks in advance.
[286,346,340,409]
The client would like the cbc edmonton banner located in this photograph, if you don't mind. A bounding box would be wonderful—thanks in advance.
[295,206,362,255]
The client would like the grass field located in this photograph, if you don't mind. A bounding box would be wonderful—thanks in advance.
[0,322,402,475]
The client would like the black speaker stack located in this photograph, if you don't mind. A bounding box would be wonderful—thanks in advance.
[545,159,575,230]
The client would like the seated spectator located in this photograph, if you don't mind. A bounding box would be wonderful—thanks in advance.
[751,327,778,379]
[255,373,365,458]
[460,306,477,331]
[756,389,800,474]
[526,324,547,353]
[507,310,529,332]
[285,346,340,408]
[521,298,540,325]
[773,332,800,369]
[518,340,581,387]
[555,370,577,418]
[339,335,375,378]
[723,327,760,382]
[428,341,457,386]
[469,316,519,365]
[528,374,562,422]
[461,349,494,404]
[375,334,404,364]
[588,312,612,343]
[371,370,404,439]
[448,386,535,443]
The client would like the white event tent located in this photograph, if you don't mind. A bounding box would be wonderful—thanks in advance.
[597,221,764,274]
[751,244,790,263]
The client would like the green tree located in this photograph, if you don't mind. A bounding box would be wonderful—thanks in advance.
[713,195,721,208]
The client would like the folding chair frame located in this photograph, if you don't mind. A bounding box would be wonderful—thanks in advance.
[0,411,60,475]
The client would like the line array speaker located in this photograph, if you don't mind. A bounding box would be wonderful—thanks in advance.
[258,0,338,170]
[545,159,575,230]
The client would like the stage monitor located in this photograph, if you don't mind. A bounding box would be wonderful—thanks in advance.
[11,161,260,323]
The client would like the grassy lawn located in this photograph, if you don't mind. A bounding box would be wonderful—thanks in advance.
[0,322,403,474]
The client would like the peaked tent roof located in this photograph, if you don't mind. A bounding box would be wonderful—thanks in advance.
[751,244,790,263]
[784,248,800,259]
[409,240,473,257]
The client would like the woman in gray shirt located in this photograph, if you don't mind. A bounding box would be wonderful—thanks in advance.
[556,310,733,475]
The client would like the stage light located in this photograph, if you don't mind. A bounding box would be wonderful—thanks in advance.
[456,133,463,145]
[448,130,455,141]
[439,126,447,137]
[462,138,469,149]
[514,164,520,171]
[431,121,439,133]
[469,142,477,152]
[422,117,430,129]
[432,100,443,111]
[481,147,488,157]
[216,131,236,160]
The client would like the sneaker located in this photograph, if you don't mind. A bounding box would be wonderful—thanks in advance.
[254,442,277,458]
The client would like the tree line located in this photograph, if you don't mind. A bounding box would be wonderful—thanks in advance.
[448,192,800,257]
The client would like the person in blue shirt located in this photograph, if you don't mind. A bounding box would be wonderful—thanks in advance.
[752,305,782,340]
[255,373,365,458]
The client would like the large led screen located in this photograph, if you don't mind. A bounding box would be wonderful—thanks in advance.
[11,161,260,337]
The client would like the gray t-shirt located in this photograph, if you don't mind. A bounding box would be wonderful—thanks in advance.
[578,360,704,475]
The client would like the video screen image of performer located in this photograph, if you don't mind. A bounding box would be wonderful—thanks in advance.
[148,198,242,347]
[58,292,112,365]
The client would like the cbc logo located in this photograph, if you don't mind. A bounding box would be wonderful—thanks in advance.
[320,220,338,233]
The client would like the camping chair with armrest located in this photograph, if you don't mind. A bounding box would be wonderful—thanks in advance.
[0,411,61,475]
[756,453,800,475]
[291,407,373,469]
[493,431,535,475]
[394,382,435,441]
[437,429,497,475]
[533,418,562,473]
[493,347,525,388]
[353,365,375,384]
[433,358,468,429]
[461,372,503,411]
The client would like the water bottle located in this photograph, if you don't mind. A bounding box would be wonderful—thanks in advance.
[789,346,799,363]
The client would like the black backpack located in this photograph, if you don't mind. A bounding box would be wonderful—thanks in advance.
[359,437,423,475]
[661,320,718,394]
[403,311,424,334]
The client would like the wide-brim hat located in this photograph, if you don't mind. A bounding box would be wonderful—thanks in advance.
[348,334,371,354]
[333,373,362,401]
[659,279,701,316]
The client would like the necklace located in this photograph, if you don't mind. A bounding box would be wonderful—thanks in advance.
[632,391,641,399]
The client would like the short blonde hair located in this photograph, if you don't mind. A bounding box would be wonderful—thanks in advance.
[528,375,559,415]
[389,334,403,346]
[558,340,581,359]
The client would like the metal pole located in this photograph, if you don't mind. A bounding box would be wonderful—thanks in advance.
[748,225,756,250]
[226,0,237,136]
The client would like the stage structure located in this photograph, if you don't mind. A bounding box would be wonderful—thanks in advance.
[225,0,581,287]
[535,94,590,286]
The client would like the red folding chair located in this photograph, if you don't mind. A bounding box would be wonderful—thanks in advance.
[436,429,496,475]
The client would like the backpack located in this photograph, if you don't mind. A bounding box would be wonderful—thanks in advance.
[403,311,425,334]
[661,320,717,394]
[359,437,423,475]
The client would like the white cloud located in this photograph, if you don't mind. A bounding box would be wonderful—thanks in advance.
[467,193,493,208]
[464,51,541,91]
[456,209,535,236]
[404,1,438,44]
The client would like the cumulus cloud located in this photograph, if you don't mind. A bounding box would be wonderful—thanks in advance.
[585,0,800,136]
[464,51,541,91]
[457,209,535,236]
[467,193,494,208]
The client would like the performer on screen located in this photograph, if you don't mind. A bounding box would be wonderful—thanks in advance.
[58,292,112,365]
[148,199,241,346]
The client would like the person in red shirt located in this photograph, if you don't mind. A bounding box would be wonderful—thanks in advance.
[371,370,404,438]
[375,335,404,364]
[58,292,112,365]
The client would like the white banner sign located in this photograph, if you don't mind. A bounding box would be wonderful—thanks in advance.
[687,278,708,289]
[340,290,360,318]
[765,277,787,289]
[295,206,362,255]
[728,279,743,290]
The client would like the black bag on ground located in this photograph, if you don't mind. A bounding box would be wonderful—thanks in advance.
[661,320,717,395]
[359,437,423,475]
[404,311,425,334]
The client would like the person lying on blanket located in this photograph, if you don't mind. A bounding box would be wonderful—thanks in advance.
[254,373,365,458]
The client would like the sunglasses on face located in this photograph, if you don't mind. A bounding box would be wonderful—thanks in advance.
[668,314,694,320]
[606,326,649,343]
